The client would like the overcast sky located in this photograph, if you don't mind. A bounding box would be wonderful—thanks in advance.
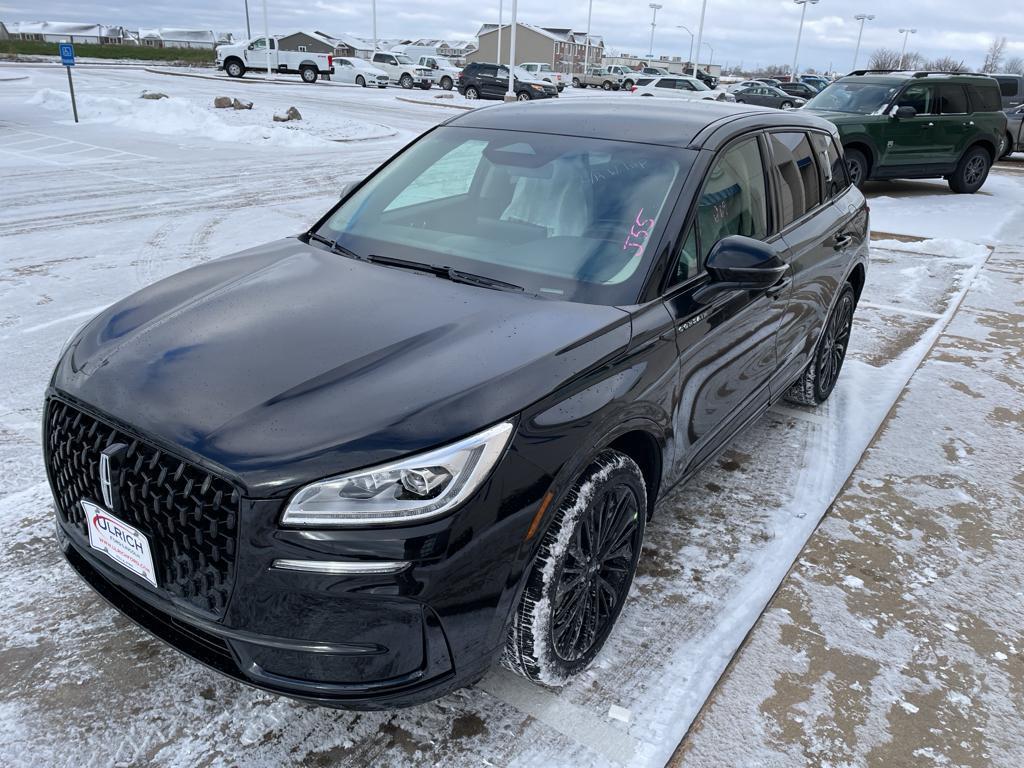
[2,0,1021,72]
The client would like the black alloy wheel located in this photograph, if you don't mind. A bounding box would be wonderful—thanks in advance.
[845,148,868,189]
[949,146,991,193]
[785,283,856,406]
[503,449,646,684]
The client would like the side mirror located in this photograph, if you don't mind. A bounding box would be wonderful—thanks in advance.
[891,104,917,119]
[696,235,788,301]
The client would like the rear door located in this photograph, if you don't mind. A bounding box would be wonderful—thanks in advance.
[772,130,863,389]
[662,133,790,475]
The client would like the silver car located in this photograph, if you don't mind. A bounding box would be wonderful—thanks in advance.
[1002,105,1024,158]
[733,85,806,110]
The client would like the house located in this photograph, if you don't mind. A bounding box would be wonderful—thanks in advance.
[469,23,603,74]
[136,28,225,49]
[276,31,337,54]
[3,20,131,45]
[322,32,376,59]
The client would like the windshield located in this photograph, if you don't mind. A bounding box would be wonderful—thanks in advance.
[806,81,900,114]
[395,54,414,64]
[315,127,691,304]
[691,79,711,91]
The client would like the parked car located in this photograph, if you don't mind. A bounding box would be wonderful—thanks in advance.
[1002,104,1024,158]
[45,97,867,709]
[694,68,719,88]
[993,74,1024,110]
[574,65,625,90]
[371,52,433,89]
[633,76,735,102]
[519,62,566,91]
[457,62,558,100]
[799,74,830,92]
[805,70,1007,192]
[333,56,388,88]
[730,79,764,92]
[216,37,333,82]
[640,66,670,76]
[734,85,806,110]
[756,78,783,88]
[779,82,819,100]
[416,55,461,91]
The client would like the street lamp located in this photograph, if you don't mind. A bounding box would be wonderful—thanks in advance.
[648,4,662,60]
[371,0,377,52]
[244,0,252,39]
[262,0,272,78]
[676,24,694,71]
[852,13,874,71]
[693,0,708,77]
[702,40,714,66]
[898,27,916,69]
[791,0,819,81]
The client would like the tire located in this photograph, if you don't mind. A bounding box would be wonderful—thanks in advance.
[400,73,414,89]
[1000,132,1013,160]
[300,66,318,83]
[572,77,582,88]
[517,90,532,101]
[465,86,479,100]
[225,59,245,78]
[419,81,432,90]
[355,74,366,87]
[845,147,868,189]
[735,98,745,104]
[948,145,991,194]
[622,79,634,90]
[780,100,793,110]
[440,76,453,91]
[503,449,647,686]
[785,283,856,407]
[602,80,612,91]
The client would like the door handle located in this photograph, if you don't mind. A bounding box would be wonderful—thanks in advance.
[766,277,792,299]
[833,233,854,250]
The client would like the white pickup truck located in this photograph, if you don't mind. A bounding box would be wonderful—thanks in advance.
[371,52,434,90]
[415,55,461,91]
[216,37,334,83]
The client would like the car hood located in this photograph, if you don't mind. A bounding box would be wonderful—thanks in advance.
[56,239,631,496]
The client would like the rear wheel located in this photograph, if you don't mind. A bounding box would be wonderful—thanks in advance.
[948,145,991,194]
[300,66,318,83]
[572,76,582,88]
[440,76,453,91]
[503,449,646,685]
[785,284,856,407]
[419,81,432,90]
[1000,132,1014,160]
[622,79,634,90]
[602,80,612,91]
[465,86,479,100]
[845,148,868,189]
[355,74,366,87]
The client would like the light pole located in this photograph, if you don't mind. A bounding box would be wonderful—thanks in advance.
[497,0,503,67]
[244,0,252,39]
[791,0,819,80]
[584,0,594,74]
[676,24,694,71]
[371,0,377,52]
[505,0,518,101]
[261,0,272,78]
[898,27,916,69]
[852,13,874,70]
[693,0,708,77]
[648,4,662,59]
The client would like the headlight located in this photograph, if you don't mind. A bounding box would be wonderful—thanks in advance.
[530,83,543,90]
[281,421,514,527]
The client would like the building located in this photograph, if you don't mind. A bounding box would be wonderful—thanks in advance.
[603,51,721,77]
[136,28,226,49]
[276,31,336,54]
[408,38,477,65]
[2,20,131,44]
[469,23,603,74]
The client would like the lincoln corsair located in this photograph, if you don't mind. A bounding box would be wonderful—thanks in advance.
[46,98,868,709]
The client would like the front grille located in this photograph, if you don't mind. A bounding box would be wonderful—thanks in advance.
[45,398,240,617]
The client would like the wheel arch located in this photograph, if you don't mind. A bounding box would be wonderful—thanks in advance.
[847,262,866,305]
[298,60,319,70]
[843,138,877,175]
[223,55,244,69]
[964,138,996,163]
[607,429,663,519]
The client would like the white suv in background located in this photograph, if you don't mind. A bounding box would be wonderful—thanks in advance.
[371,52,434,90]
[518,63,566,92]
[632,75,735,102]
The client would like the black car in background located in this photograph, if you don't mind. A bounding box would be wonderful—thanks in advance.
[735,84,807,110]
[780,81,819,100]
[457,62,558,101]
[695,68,719,88]
[46,98,868,709]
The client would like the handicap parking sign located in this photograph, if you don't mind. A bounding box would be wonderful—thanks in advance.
[59,43,75,66]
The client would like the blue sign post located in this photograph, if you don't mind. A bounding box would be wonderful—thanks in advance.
[59,42,79,123]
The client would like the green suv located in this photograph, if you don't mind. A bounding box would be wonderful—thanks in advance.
[804,70,1006,193]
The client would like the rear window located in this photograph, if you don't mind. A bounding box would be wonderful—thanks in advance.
[637,78,654,87]
[810,132,849,198]
[769,132,822,227]
[996,76,1019,98]
[969,82,1002,112]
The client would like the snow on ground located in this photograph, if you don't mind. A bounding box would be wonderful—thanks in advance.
[0,63,1020,767]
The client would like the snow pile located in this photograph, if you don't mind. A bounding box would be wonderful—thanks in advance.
[26,88,384,147]
[872,237,990,260]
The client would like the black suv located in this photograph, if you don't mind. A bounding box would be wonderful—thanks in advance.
[805,70,1007,192]
[457,62,558,101]
[47,99,867,709]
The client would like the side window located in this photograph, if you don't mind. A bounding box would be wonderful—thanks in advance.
[297,45,307,52]
[770,132,822,226]
[656,79,676,89]
[809,133,850,198]
[669,225,700,285]
[895,84,935,114]
[678,80,696,91]
[937,85,968,115]
[968,83,1001,112]
[695,138,769,265]
[384,140,487,211]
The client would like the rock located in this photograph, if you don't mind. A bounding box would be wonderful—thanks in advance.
[273,106,302,122]
[434,93,454,99]
[140,91,168,100]
[213,96,232,108]
[232,98,253,110]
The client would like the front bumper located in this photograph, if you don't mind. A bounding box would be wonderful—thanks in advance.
[46,395,551,709]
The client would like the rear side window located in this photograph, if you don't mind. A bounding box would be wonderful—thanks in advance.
[809,133,850,198]
[656,79,676,89]
[936,85,969,114]
[637,78,654,87]
[969,82,1002,112]
[996,76,1019,98]
[769,132,822,227]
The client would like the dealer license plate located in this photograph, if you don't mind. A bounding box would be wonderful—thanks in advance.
[81,500,158,587]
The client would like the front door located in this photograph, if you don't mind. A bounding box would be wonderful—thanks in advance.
[881,83,945,168]
[662,134,790,476]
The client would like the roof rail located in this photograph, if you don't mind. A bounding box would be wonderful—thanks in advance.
[847,69,989,78]
[847,69,897,75]
[910,70,987,78]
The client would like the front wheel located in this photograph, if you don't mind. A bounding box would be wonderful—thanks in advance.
[785,283,856,407]
[572,77,582,88]
[355,74,366,87]
[300,66,318,83]
[399,73,413,89]
[517,90,532,101]
[948,146,991,194]
[735,98,745,104]
[225,60,245,78]
[845,147,868,189]
[440,76,453,91]
[780,100,793,110]
[503,449,647,685]
[622,79,634,90]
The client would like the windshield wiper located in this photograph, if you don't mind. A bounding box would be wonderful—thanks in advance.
[365,254,526,293]
[307,231,366,261]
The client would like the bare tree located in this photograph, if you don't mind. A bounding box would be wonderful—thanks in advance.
[868,47,901,70]
[1005,56,1024,75]
[925,56,966,72]
[982,36,1007,72]
[761,63,792,77]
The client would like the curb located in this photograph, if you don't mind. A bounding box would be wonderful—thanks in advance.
[393,96,475,111]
